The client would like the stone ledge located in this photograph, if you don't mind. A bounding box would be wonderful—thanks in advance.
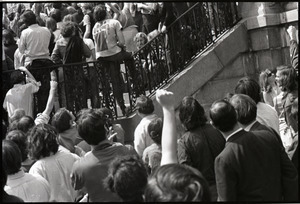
[244,9,298,30]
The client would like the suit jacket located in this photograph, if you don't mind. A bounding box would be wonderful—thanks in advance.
[249,121,283,146]
[215,129,298,201]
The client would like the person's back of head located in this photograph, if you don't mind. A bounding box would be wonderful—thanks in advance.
[2,140,22,175]
[144,163,211,202]
[76,108,106,145]
[2,29,16,46]
[50,9,62,23]
[66,6,77,15]
[291,97,298,123]
[45,17,57,32]
[209,100,237,132]
[27,123,59,160]
[93,5,107,22]
[10,70,25,85]
[276,65,298,93]
[136,95,154,115]
[6,130,28,162]
[51,108,72,133]
[104,155,148,202]
[235,76,261,104]
[230,94,257,126]
[148,117,163,145]
[178,96,207,131]
[16,116,35,134]
[20,9,37,26]
[60,21,75,38]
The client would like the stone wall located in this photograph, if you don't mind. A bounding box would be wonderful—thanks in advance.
[121,2,298,144]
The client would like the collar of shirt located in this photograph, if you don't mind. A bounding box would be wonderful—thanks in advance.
[226,128,243,142]
[244,120,257,132]
[28,24,39,28]
[7,170,25,180]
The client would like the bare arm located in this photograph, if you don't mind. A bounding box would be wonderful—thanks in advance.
[156,89,178,165]
[42,80,57,116]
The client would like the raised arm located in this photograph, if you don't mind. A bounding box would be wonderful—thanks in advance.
[156,89,178,165]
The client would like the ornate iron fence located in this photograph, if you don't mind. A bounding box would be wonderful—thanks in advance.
[2,2,239,119]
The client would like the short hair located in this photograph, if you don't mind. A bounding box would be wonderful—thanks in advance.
[93,5,107,22]
[209,100,237,132]
[2,140,22,175]
[51,108,72,133]
[45,17,57,32]
[52,3,62,9]
[230,94,257,125]
[63,14,75,22]
[276,65,298,92]
[148,117,163,145]
[16,116,35,134]
[178,96,207,131]
[20,10,37,26]
[10,70,25,85]
[104,155,148,202]
[50,9,62,23]
[27,123,59,160]
[76,109,106,145]
[60,21,75,37]
[2,29,16,46]
[136,95,154,115]
[235,76,261,104]
[144,163,211,202]
[6,130,28,162]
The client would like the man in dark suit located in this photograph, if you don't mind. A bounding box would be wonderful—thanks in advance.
[209,99,298,201]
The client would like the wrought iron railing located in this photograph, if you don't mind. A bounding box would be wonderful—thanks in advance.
[2,2,239,119]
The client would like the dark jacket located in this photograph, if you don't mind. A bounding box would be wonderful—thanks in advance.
[215,129,298,201]
[178,123,225,186]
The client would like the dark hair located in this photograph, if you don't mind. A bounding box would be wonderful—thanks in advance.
[235,76,261,104]
[178,96,207,131]
[136,95,154,115]
[50,9,62,23]
[276,65,298,93]
[60,21,75,37]
[6,130,28,162]
[259,69,273,93]
[17,19,28,38]
[16,116,35,134]
[2,140,22,175]
[10,70,25,85]
[148,117,163,145]
[93,5,107,22]
[52,3,62,9]
[230,94,257,126]
[27,124,59,160]
[104,155,148,202]
[76,109,106,145]
[209,100,237,132]
[20,10,37,26]
[144,163,211,202]
[46,17,57,32]
[2,29,16,46]
[51,108,72,133]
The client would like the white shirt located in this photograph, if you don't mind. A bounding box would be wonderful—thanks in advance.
[5,170,51,202]
[134,114,157,156]
[256,102,280,135]
[3,83,39,118]
[18,24,51,66]
[29,146,80,202]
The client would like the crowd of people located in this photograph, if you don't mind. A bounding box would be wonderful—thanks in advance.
[2,2,299,203]
[2,2,193,116]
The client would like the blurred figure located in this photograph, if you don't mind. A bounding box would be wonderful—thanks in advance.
[259,68,280,107]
